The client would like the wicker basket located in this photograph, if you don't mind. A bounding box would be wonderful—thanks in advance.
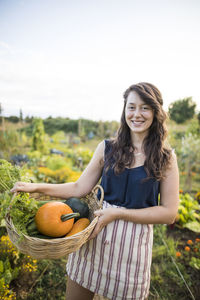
[5,185,104,259]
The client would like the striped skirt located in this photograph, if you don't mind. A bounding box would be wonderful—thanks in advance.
[66,201,153,300]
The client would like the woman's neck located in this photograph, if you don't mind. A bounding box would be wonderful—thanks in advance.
[130,132,147,151]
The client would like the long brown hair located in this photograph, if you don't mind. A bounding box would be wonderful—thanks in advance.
[105,82,172,181]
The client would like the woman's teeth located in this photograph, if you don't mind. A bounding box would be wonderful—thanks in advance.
[132,121,144,125]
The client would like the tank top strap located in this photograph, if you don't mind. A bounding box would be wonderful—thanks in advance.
[104,140,113,163]
[104,139,112,154]
[104,139,110,150]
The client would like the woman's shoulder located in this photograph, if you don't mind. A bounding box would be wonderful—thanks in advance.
[95,140,105,152]
[91,141,105,166]
[162,146,177,164]
[170,148,178,167]
[162,148,178,179]
[168,148,177,165]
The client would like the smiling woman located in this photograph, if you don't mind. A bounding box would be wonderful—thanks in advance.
[11,82,179,300]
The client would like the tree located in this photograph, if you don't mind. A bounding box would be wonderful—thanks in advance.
[78,118,86,142]
[19,109,23,123]
[32,118,47,153]
[6,116,19,123]
[180,132,200,191]
[168,97,196,124]
[0,103,5,132]
[197,111,200,128]
[25,116,34,123]
[97,120,104,138]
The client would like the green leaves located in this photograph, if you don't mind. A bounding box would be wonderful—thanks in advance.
[0,191,12,225]
[0,159,39,236]
[177,193,200,232]
[9,192,39,236]
[189,257,200,270]
[0,261,3,273]
[183,222,200,233]
[0,159,21,193]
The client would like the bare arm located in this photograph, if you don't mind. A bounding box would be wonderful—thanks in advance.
[89,152,179,239]
[11,141,105,198]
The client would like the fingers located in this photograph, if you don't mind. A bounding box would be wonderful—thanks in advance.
[89,208,118,240]
[94,209,103,217]
[88,221,103,240]
[88,214,106,240]
[10,182,22,193]
[10,182,28,193]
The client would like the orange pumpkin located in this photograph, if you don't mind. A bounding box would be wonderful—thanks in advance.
[35,201,80,237]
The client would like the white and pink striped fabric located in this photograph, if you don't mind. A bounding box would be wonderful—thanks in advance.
[66,201,153,300]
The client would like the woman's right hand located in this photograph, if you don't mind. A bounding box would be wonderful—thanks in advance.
[10,182,37,193]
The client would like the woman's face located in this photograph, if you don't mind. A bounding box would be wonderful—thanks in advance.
[125,91,154,135]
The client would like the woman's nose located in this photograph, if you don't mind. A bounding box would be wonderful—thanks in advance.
[134,107,141,117]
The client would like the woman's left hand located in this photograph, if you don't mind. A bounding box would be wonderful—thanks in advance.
[89,208,118,240]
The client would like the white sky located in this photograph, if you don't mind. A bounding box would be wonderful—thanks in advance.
[0,0,200,121]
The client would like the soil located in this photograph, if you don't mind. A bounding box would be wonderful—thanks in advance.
[166,224,200,242]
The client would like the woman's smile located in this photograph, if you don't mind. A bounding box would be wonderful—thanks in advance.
[131,120,145,126]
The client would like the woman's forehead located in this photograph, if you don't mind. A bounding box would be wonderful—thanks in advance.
[126,91,145,104]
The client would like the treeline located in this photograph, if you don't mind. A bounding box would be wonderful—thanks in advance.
[2,96,200,133]
[3,116,119,138]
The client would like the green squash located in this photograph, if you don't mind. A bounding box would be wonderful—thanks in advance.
[65,197,89,221]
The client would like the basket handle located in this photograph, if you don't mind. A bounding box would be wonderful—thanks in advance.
[92,184,104,208]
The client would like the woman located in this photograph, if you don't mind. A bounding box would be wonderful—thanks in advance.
[11,82,179,300]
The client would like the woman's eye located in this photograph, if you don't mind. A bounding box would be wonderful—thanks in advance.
[142,106,149,110]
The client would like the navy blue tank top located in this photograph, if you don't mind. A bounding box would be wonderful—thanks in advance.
[98,140,160,209]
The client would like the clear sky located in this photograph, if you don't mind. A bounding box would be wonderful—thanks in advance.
[0,0,200,121]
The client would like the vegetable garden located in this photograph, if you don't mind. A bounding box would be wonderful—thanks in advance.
[0,116,200,300]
